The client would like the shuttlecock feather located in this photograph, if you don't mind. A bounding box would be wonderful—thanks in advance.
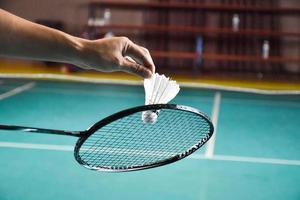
[142,73,180,124]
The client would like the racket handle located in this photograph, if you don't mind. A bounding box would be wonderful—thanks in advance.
[0,124,82,137]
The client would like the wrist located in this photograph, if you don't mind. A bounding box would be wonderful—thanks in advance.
[62,33,87,65]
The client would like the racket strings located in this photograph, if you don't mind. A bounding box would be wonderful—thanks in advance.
[83,117,209,167]
[79,109,211,169]
[82,117,209,167]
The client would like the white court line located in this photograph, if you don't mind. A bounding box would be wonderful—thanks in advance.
[0,73,142,86]
[0,82,35,100]
[0,141,299,166]
[190,154,300,166]
[205,92,221,158]
[1,73,300,95]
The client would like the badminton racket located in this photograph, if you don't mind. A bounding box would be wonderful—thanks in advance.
[0,104,214,172]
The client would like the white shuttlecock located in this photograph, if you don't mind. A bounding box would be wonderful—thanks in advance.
[142,73,180,124]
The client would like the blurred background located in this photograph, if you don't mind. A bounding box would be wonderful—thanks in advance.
[0,0,299,81]
[0,1,300,200]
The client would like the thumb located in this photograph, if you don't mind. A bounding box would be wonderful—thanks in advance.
[120,58,152,78]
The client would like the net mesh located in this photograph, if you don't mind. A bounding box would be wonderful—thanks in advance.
[78,108,211,170]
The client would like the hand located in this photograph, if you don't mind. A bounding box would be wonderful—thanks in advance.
[74,37,155,78]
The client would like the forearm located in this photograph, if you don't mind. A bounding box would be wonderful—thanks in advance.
[0,9,154,78]
[0,9,82,64]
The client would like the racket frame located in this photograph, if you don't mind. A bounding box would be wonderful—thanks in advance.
[74,104,214,172]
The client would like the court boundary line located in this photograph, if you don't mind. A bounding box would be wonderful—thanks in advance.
[0,82,35,100]
[190,154,300,166]
[0,141,299,166]
[1,73,300,95]
[205,92,221,158]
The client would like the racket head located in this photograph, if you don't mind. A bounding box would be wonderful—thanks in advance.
[74,104,214,172]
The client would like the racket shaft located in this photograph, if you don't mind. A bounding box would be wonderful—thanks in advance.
[0,124,82,137]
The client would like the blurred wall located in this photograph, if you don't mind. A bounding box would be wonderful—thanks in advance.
[279,0,300,73]
[0,0,146,35]
[1,0,299,73]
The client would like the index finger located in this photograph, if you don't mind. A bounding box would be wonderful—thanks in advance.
[125,43,155,74]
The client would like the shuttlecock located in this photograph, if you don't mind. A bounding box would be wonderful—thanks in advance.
[142,73,180,124]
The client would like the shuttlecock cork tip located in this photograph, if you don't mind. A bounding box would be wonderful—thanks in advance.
[142,111,158,124]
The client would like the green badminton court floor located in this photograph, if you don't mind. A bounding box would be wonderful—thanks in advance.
[0,78,299,200]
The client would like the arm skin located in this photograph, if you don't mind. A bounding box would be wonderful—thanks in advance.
[0,9,155,78]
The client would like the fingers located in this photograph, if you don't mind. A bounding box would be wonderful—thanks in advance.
[125,42,155,74]
[120,57,152,78]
